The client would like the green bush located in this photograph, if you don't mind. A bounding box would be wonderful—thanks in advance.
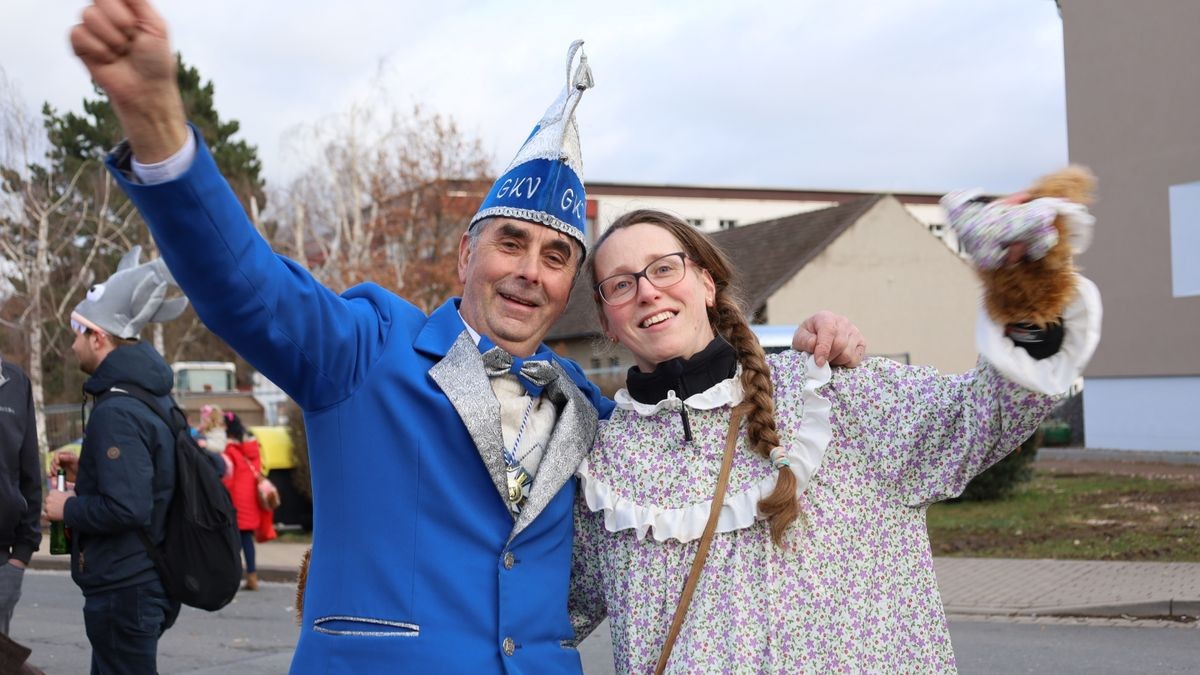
[953,429,1041,502]
[1041,419,1072,446]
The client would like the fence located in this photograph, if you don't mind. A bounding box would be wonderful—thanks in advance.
[43,403,85,450]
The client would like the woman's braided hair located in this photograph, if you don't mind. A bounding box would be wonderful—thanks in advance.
[590,209,799,547]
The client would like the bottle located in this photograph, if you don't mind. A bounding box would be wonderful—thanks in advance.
[50,469,69,555]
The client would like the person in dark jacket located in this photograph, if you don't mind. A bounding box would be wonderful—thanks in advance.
[45,247,187,675]
[0,357,40,636]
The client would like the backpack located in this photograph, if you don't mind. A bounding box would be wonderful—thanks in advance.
[100,383,243,611]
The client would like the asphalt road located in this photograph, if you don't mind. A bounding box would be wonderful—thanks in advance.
[10,570,611,674]
[9,571,1197,673]
[948,618,1199,674]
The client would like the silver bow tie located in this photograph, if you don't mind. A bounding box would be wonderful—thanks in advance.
[480,347,559,396]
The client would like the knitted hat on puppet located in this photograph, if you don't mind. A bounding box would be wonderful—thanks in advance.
[71,246,188,339]
[469,40,594,251]
[941,166,1097,327]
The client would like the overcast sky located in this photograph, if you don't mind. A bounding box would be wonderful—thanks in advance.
[1,1,1067,197]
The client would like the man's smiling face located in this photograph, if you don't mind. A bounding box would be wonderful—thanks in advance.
[457,218,579,357]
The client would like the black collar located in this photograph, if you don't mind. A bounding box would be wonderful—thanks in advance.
[626,337,738,405]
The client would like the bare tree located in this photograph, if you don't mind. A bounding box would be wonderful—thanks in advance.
[0,73,136,451]
[277,95,492,311]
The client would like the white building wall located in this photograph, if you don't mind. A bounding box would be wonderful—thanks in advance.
[765,198,979,373]
[589,192,960,253]
[591,194,837,233]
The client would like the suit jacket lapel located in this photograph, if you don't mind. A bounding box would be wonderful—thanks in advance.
[511,362,598,540]
[428,331,512,514]
[417,299,600,532]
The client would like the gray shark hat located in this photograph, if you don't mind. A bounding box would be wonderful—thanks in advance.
[70,246,188,339]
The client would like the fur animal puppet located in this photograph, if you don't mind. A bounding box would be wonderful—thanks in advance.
[295,546,311,626]
[942,166,1097,328]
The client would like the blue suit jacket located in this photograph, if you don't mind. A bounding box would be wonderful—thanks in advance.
[108,131,614,674]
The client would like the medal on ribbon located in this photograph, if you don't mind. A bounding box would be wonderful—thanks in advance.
[506,464,533,509]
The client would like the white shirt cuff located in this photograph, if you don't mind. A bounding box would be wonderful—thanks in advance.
[976,274,1102,395]
[131,129,197,185]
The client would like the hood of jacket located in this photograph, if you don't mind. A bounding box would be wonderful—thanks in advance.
[82,341,174,397]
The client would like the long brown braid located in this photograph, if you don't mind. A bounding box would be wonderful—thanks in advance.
[591,209,799,547]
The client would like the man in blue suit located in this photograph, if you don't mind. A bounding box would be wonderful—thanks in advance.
[69,1,865,671]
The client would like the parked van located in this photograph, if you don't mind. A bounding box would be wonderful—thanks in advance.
[750,324,797,354]
[171,361,236,393]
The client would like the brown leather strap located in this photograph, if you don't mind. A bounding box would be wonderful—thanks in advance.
[654,410,743,675]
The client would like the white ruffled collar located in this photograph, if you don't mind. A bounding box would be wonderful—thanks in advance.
[612,371,743,415]
[580,353,834,543]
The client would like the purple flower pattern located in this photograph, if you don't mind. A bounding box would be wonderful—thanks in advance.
[942,191,1062,270]
[570,352,1058,674]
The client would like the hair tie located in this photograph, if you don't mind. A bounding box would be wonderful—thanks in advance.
[225,412,234,422]
[769,446,790,470]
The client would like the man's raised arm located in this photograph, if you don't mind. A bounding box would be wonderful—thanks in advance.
[68,0,400,412]
[70,0,188,163]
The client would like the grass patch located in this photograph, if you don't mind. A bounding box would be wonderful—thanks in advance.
[928,471,1200,561]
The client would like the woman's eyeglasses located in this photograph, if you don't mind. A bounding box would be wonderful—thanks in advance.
[595,252,690,306]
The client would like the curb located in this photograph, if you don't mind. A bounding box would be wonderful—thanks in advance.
[29,558,301,584]
[27,557,71,573]
[254,566,302,584]
[1040,600,1200,619]
[34,557,1195,620]
[944,600,1200,620]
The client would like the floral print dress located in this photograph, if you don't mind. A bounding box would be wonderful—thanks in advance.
[567,235,1102,675]
[571,351,1066,674]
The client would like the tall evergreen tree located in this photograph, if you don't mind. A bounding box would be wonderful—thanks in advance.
[43,54,266,216]
[2,55,268,413]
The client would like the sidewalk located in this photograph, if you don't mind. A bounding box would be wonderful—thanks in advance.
[28,535,310,584]
[30,537,1200,620]
[1037,446,1200,478]
[935,557,1200,619]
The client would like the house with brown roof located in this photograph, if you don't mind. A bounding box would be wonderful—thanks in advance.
[585,181,963,254]
[546,195,979,394]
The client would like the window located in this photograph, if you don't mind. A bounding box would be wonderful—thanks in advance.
[687,218,703,228]
[590,358,602,371]
[608,357,621,369]
[718,219,737,230]
[1170,180,1200,297]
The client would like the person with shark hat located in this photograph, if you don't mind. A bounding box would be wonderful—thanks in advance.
[45,247,188,674]
[67,0,867,671]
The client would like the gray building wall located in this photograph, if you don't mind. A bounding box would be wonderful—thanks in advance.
[1061,0,1200,451]
[1062,0,1200,377]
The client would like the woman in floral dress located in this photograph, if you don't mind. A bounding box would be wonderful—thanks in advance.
[568,209,1101,673]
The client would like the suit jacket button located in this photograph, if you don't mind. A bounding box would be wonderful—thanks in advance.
[503,552,515,569]
[503,637,515,656]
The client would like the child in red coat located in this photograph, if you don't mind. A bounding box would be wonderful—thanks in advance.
[220,413,272,590]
